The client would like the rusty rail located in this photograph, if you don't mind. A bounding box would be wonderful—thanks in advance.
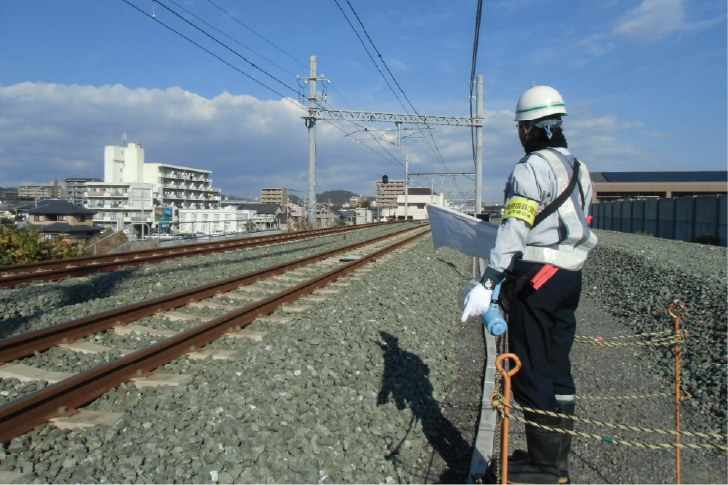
[0,225,423,364]
[0,222,402,288]
[0,226,429,444]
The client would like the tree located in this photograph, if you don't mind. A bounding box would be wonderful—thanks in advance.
[359,200,372,209]
[0,226,84,265]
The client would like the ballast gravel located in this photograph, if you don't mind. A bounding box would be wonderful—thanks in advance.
[0,225,725,484]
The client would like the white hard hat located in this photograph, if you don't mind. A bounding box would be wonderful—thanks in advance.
[514,85,567,121]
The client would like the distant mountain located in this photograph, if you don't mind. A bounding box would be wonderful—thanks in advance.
[287,190,371,208]
[317,190,357,205]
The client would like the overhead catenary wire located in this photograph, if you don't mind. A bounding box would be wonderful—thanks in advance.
[166,0,299,77]
[152,0,299,95]
[121,0,300,106]
[122,0,427,188]
[205,0,309,71]
[333,0,462,193]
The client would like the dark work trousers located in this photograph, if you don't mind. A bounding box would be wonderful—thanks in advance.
[507,260,582,412]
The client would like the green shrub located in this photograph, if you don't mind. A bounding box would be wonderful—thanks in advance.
[0,226,84,265]
[635,230,653,237]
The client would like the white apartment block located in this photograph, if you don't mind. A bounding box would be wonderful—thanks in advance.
[86,142,222,236]
[393,188,445,221]
[176,204,282,235]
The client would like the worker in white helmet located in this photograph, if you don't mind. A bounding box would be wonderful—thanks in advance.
[461,85,598,484]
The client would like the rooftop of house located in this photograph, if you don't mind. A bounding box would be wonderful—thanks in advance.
[33,222,104,233]
[22,200,97,215]
[237,203,280,214]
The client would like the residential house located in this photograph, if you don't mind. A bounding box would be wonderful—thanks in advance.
[25,200,104,243]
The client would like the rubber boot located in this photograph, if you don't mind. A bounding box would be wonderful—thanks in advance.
[555,402,575,484]
[506,411,561,484]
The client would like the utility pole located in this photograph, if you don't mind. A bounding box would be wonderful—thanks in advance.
[307,56,317,229]
[300,56,328,229]
[302,56,483,217]
[404,155,409,221]
[475,75,483,217]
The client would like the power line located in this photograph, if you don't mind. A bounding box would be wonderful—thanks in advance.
[166,0,299,77]
[154,0,299,95]
[122,0,411,181]
[336,0,461,192]
[331,0,410,114]
[121,0,300,105]
[205,0,309,71]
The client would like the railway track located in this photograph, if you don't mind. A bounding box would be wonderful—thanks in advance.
[0,225,430,444]
[0,222,398,288]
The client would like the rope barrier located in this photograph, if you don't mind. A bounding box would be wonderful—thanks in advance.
[574,330,673,341]
[491,396,727,442]
[574,330,687,347]
[495,409,728,452]
[488,302,723,485]
[576,391,689,401]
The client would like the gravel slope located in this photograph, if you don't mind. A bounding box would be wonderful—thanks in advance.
[0,226,725,484]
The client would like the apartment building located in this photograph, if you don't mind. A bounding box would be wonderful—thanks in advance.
[86,142,222,236]
[261,188,289,205]
[18,179,64,201]
[177,203,282,234]
[393,188,445,221]
[65,178,101,205]
[375,179,405,210]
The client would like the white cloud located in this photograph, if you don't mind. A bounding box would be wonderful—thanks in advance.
[583,0,724,49]
[0,82,686,202]
[614,0,723,44]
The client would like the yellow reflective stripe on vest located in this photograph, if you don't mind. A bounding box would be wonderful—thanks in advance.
[504,197,539,225]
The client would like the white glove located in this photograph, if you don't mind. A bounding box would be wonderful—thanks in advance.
[460,283,493,323]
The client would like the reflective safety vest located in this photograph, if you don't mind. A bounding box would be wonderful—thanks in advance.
[522,149,598,270]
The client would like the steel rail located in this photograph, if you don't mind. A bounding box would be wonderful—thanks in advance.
[0,227,430,444]
[0,222,400,288]
[0,224,423,364]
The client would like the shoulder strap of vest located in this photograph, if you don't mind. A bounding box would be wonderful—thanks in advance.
[532,150,581,228]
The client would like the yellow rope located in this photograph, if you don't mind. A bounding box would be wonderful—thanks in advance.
[492,397,727,445]
[502,410,728,451]
[574,330,673,341]
[574,330,687,347]
[576,392,675,401]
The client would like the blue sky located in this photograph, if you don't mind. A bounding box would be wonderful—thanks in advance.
[0,0,725,202]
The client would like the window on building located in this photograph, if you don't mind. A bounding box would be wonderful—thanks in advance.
[58,215,68,221]
[34,215,45,222]
[77,216,86,222]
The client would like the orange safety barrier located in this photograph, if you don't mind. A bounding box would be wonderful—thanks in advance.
[493,353,522,484]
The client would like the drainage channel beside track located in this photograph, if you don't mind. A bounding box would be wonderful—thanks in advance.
[0,226,430,446]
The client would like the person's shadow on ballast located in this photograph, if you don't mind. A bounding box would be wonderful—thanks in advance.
[375,331,471,483]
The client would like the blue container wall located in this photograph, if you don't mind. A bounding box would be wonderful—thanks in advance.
[591,195,726,246]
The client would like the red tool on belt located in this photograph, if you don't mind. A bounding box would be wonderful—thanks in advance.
[530,264,559,290]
